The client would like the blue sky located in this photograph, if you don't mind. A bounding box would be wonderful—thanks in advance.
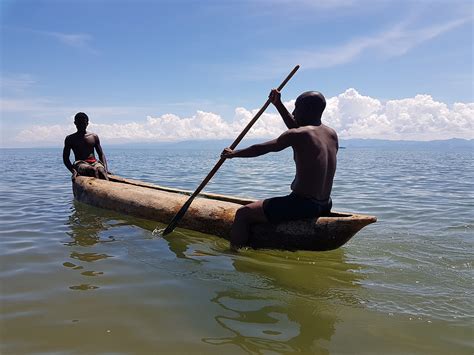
[1,0,473,147]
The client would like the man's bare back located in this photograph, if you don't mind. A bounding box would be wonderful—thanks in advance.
[289,125,338,200]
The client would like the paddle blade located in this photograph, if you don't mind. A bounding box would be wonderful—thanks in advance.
[162,198,193,236]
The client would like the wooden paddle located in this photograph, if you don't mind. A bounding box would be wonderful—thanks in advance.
[162,64,300,236]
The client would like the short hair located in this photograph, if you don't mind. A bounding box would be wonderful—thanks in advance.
[74,112,89,123]
[295,91,326,117]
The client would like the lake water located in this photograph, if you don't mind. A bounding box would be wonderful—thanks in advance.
[1,146,473,354]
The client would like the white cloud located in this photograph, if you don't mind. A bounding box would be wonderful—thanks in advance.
[16,124,73,143]
[29,29,98,54]
[0,74,37,94]
[244,15,472,78]
[12,89,473,146]
[1,97,57,112]
[49,32,92,48]
[325,89,474,140]
[0,96,152,121]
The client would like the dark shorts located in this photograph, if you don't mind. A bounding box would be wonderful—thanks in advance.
[262,193,332,224]
[73,160,106,176]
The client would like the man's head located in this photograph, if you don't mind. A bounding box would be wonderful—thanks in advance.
[292,91,326,126]
[74,112,89,132]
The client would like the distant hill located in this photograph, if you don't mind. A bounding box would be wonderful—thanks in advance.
[4,138,472,150]
[107,138,261,150]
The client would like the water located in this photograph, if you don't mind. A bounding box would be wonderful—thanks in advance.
[1,147,473,354]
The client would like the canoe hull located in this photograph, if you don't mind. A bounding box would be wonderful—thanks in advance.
[73,176,376,251]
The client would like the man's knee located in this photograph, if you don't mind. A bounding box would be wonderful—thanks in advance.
[235,206,251,221]
[76,165,94,177]
[90,166,99,178]
[97,167,108,180]
[234,202,267,224]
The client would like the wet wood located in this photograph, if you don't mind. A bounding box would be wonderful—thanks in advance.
[73,175,377,251]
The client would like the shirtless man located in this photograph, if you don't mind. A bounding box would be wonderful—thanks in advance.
[63,112,109,180]
[221,89,338,249]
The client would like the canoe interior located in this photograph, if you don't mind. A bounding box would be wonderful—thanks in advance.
[108,175,353,218]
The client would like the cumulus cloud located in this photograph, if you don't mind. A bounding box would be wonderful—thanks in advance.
[14,89,474,145]
[16,124,74,143]
[324,89,474,140]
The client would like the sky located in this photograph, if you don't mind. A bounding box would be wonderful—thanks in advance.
[1,0,473,147]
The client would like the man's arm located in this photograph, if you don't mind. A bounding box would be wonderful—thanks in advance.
[221,130,294,159]
[269,89,298,129]
[94,135,108,172]
[62,137,75,174]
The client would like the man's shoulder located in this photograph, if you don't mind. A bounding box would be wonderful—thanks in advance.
[278,128,310,147]
[322,125,338,139]
[282,126,336,142]
[286,126,309,134]
[288,126,316,136]
[292,125,338,145]
[307,124,338,138]
[84,131,100,141]
[281,127,303,140]
[65,132,77,142]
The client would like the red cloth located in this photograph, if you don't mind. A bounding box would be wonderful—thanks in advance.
[84,157,97,163]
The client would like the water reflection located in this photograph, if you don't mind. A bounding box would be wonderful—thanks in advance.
[202,250,364,353]
[64,202,116,290]
[203,291,303,353]
[145,211,365,353]
[165,229,194,260]
[66,200,366,352]
[65,202,118,247]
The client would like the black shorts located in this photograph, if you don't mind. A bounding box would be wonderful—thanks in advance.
[262,193,332,224]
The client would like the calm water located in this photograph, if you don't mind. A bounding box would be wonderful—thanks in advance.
[1,147,473,354]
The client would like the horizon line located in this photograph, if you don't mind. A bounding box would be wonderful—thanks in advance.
[1,137,472,149]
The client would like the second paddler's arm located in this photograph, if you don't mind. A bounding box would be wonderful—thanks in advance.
[269,89,298,129]
[221,130,294,159]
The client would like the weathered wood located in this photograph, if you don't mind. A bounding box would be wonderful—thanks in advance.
[72,176,377,251]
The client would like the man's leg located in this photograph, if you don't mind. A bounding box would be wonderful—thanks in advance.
[230,200,268,250]
[96,166,109,180]
[75,162,96,177]
[93,162,109,180]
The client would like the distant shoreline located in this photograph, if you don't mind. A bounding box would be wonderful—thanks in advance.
[2,138,472,150]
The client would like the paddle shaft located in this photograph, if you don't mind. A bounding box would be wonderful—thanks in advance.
[162,65,300,235]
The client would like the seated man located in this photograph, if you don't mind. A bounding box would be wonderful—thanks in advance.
[221,89,338,250]
[63,112,109,180]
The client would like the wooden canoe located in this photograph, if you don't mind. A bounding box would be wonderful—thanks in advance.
[72,175,376,251]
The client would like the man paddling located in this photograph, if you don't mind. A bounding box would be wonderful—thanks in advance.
[221,89,338,250]
[63,112,109,180]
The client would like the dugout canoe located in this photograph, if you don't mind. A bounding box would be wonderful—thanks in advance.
[72,175,376,251]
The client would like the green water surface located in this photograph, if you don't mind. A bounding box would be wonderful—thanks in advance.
[1,148,472,354]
